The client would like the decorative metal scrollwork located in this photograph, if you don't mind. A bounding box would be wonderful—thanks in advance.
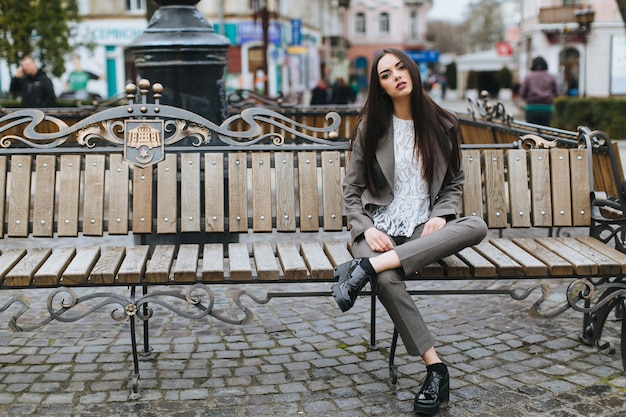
[1,284,274,333]
[518,133,558,149]
[0,79,343,158]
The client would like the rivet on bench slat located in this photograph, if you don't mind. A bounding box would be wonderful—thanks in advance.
[329,160,333,164]
[259,160,263,165]
[284,215,289,219]
[141,175,146,180]
[212,160,217,165]
[560,211,565,215]
[90,219,95,224]
[40,220,45,224]
[43,163,48,167]
[471,212,477,216]
[492,157,497,161]
[260,215,265,220]
[68,162,73,167]
[117,218,122,223]
[538,156,543,161]
[164,218,169,222]
[580,210,585,215]
[18,163,23,167]
[468,157,474,162]
[306,159,311,164]
[165,167,170,172]
[212,216,218,220]
[307,214,313,219]
[188,160,193,165]
[235,160,240,165]
[15,220,21,225]
[515,156,520,161]
[331,214,336,219]
[577,155,582,160]
[282,159,287,164]
[188,217,193,221]
[92,162,97,167]
[495,211,501,217]
[540,211,546,216]
[236,216,241,221]
[65,219,70,224]
[519,211,524,216]
[140,217,145,222]
[117,168,122,173]
[559,156,564,160]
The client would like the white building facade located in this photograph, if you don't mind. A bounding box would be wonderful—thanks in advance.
[518,0,624,97]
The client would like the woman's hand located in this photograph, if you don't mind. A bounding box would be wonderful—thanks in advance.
[364,227,394,252]
[421,216,446,237]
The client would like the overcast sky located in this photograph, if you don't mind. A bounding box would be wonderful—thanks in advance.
[428,0,472,22]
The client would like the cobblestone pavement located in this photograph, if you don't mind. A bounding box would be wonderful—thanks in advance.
[1,261,625,417]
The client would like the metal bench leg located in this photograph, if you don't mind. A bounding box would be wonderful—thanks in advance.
[389,327,399,384]
[142,285,151,356]
[370,278,377,348]
[129,286,141,397]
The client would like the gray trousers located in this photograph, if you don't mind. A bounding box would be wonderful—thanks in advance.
[352,216,488,356]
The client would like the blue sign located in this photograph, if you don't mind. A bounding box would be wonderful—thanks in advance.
[291,19,302,46]
[238,21,281,45]
[405,50,439,63]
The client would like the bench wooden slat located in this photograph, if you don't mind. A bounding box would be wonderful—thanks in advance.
[439,253,471,277]
[535,237,598,275]
[253,242,280,280]
[529,149,552,227]
[8,155,32,237]
[323,241,353,267]
[33,247,76,286]
[172,244,199,282]
[205,153,225,232]
[5,248,52,287]
[0,156,6,238]
[298,152,320,231]
[556,237,621,275]
[321,151,343,231]
[57,155,81,236]
[300,241,334,279]
[252,153,272,232]
[550,149,572,227]
[132,166,153,233]
[181,153,201,233]
[145,245,175,283]
[83,154,106,236]
[507,150,531,227]
[461,150,483,218]
[108,154,130,234]
[202,243,225,281]
[91,246,126,285]
[118,245,150,284]
[157,154,178,234]
[0,249,27,285]
[275,152,296,232]
[455,246,498,277]
[569,149,591,227]
[576,236,626,274]
[228,242,252,281]
[472,241,521,277]
[483,150,507,228]
[489,238,548,276]
[512,238,573,276]
[62,246,101,285]
[228,153,248,232]
[32,155,56,237]
[276,242,308,280]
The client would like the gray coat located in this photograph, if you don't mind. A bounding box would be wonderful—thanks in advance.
[343,116,464,242]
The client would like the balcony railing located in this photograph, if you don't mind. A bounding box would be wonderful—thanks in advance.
[538,5,580,24]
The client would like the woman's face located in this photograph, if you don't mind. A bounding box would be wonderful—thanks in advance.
[377,53,413,100]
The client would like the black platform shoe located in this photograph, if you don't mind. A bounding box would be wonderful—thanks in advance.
[414,365,449,415]
[331,258,371,312]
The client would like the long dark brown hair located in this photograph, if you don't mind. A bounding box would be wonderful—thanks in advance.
[355,48,461,195]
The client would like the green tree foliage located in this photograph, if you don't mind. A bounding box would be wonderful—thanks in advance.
[0,0,80,77]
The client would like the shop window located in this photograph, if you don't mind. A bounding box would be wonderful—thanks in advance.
[126,0,145,13]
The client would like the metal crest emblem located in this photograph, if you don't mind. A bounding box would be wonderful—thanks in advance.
[124,120,165,167]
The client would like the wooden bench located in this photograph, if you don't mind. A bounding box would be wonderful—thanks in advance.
[0,81,625,396]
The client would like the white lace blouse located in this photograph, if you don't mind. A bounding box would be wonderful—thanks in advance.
[372,116,431,237]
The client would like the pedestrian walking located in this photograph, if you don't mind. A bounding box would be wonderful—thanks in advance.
[519,56,559,126]
[331,48,488,415]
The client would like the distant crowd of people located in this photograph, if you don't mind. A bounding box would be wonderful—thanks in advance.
[310,76,359,106]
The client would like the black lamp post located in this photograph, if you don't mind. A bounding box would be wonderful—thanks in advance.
[128,0,230,123]
[574,8,595,97]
